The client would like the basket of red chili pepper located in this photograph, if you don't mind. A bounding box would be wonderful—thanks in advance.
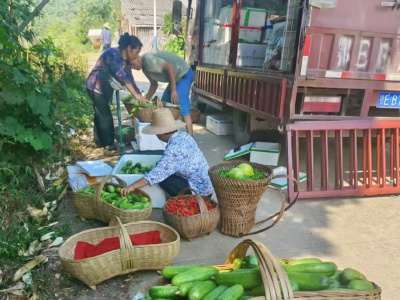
[162,188,220,241]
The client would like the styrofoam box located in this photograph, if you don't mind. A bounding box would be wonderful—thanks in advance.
[202,45,211,64]
[213,44,222,65]
[206,115,234,136]
[218,25,262,44]
[237,43,268,68]
[204,19,219,43]
[219,6,267,27]
[250,142,280,166]
[112,154,167,208]
[209,42,217,64]
[135,117,167,151]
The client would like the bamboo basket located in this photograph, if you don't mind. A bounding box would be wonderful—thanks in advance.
[226,239,382,300]
[124,101,135,114]
[162,188,220,241]
[59,218,180,289]
[72,175,152,224]
[190,108,201,123]
[209,161,299,237]
[114,125,135,144]
[168,107,181,120]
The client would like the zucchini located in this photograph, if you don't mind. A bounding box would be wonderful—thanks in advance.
[348,280,374,291]
[149,286,179,299]
[214,269,262,289]
[287,258,322,266]
[202,286,228,300]
[161,265,202,279]
[176,281,203,297]
[283,262,337,277]
[188,281,217,300]
[216,285,244,300]
[287,272,330,291]
[172,267,219,286]
[250,279,299,296]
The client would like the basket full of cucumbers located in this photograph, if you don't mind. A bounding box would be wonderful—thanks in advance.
[72,175,152,224]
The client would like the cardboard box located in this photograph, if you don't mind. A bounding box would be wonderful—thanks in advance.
[206,115,234,136]
[112,154,167,208]
[135,118,167,151]
[225,142,281,166]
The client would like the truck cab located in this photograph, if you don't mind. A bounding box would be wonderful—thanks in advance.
[173,0,400,201]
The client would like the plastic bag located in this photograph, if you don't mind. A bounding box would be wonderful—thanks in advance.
[132,292,151,300]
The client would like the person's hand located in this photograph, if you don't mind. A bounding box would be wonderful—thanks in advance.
[136,95,148,106]
[171,90,179,105]
[120,185,136,197]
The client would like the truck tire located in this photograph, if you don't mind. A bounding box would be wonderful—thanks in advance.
[233,109,251,145]
[190,83,207,112]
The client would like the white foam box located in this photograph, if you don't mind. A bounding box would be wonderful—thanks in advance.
[135,117,167,151]
[271,166,307,190]
[219,6,267,27]
[213,44,222,65]
[202,44,211,64]
[204,19,219,43]
[236,43,268,68]
[112,154,167,208]
[224,142,281,166]
[218,25,262,44]
[206,115,234,136]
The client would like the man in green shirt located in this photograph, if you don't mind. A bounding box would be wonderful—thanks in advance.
[131,51,194,135]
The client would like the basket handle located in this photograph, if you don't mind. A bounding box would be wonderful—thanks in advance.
[177,188,209,215]
[109,217,136,272]
[94,175,126,201]
[239,175,299,237]
[225,239,294,300]
[156,98,164,109]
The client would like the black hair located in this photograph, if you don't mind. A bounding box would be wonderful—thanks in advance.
[118,33,143,49]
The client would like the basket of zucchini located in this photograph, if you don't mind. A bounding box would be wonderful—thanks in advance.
[145,239,381,300]
[72,175,152,224]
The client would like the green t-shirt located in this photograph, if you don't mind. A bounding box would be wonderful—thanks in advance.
[142,51,190,83]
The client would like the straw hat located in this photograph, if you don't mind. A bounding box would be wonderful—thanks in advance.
[142,109,186,135]
[103,22,111,29]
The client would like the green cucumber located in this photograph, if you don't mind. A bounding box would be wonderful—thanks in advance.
[149,286,179,299]
[277,258,287,267]
[340,268,367,284]
[241,255,259,269]
[202,286,228,300]
[214,269,262,289]
[287,258,322,266]
[250,279,299,296]
[283,262,337,277]
[239,297,252,300]
[329,279,341,289]
[330,270,342,281]
[216,285,244,300]
[176,281,203,297]
[172,267,218,286]
[287,272,330,291]
[161,265,202,279]
[348,280,374,290]
[188,281,217,300]
[232,258,243,271]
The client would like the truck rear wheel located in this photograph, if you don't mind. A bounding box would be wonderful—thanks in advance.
[233,109,251,145]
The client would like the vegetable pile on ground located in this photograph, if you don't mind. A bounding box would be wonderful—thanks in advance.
[76,185,151,210]
[145,255,375,300]
[164,196,217,216]
[215,163,266,180]
[118,126,135,136]
[119,160,155,175]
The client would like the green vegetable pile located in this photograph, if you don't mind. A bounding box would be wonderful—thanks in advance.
[118,160,155,175]
[215,163,266,180]
[120,126,135,136]
[77,184,151,210]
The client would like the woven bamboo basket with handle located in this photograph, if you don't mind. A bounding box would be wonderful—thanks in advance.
[72,175,152,224]
[59,218,180,289]
[209,161,299,237]
[226,239,381,300]
[162,188,220,241]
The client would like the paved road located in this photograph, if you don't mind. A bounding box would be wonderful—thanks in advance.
[71,75,400,300]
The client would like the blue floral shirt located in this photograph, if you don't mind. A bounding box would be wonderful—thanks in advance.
[144,131,214,196]
[86,47,140,97]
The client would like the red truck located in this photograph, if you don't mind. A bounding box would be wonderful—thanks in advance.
[172,0,400,201]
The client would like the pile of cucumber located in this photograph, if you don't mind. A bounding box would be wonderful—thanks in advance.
[145,255,375,300]
[101,184,150,210]
[119,160,155,175]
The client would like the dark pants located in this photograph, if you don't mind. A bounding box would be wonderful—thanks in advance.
[103,43,111,50]
[87,89,114,147]
[159,175,190,197]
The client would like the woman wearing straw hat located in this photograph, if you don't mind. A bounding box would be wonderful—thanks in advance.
[102,23,112,50]
[120,109,214,197]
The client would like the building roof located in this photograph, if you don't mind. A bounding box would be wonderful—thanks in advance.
[121,0,186,26]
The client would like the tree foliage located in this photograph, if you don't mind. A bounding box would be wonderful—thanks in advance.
[0,0,92,169]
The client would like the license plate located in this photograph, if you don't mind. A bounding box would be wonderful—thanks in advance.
[376,92,400,109]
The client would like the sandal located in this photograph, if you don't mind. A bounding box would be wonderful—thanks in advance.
[104,145,119,156]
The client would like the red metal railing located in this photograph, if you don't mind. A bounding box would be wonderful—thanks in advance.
[196,67,226,103]
[286,119,400,202]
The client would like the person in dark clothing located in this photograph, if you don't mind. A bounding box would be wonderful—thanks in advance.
[86,33,146,154]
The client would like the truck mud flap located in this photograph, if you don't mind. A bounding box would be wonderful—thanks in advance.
[286,119,400,201]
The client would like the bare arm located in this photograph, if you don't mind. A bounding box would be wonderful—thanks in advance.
[120,178,149,197]
[125,82,147,105]
[163,62,179,104]
[145,80,158,100]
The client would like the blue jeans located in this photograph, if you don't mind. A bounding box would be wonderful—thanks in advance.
[161,68,194,117]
